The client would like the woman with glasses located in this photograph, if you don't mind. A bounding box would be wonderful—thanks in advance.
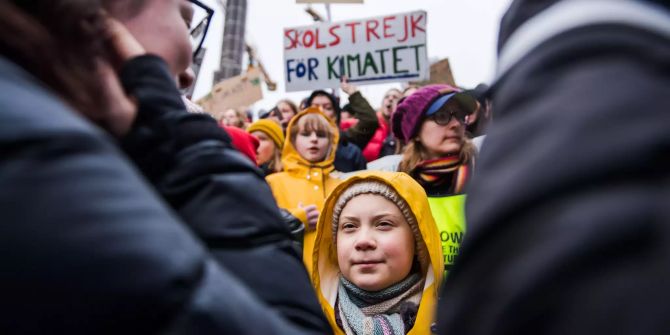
[391,85,478,278]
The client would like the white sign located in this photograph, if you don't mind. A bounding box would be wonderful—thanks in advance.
[283,11,428,92]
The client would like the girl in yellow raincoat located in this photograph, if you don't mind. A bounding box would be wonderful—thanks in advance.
[311,171,443,334]
[266,107,341,273]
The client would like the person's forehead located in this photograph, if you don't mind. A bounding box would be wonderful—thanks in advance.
[313,95,332,105]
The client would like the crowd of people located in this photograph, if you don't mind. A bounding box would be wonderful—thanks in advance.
[1,0,668,334]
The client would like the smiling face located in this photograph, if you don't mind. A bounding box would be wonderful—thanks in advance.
[418,100,467,159]
[336,194,416,291]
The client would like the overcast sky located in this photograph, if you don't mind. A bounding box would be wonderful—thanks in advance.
[192,0,513,113]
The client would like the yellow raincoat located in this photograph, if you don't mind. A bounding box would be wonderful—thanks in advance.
[266,107,341,273]
[311,171,444,334]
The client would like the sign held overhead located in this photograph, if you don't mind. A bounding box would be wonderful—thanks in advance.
[283,11,428,92]
[197,68,263,120]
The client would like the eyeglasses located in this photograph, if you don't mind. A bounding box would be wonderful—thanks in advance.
[427,108,468,126]
[188,0,214,59]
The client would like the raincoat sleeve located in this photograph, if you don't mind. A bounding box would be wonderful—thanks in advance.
[118,55,331,334]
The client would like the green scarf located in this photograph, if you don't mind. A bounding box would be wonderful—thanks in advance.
[336,273,423,335]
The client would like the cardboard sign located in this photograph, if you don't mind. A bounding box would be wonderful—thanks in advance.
[197,67,263,120]
[283,11,428,92]
[410,58,456,87]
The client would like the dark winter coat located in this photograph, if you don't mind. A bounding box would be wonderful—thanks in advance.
[0,55,331,334]
[437,1,670,334]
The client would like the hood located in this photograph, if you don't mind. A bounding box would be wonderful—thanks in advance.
[281,107,340,175]
[497,0,670,53]
[311,171,443,334]
[497,0,557,52]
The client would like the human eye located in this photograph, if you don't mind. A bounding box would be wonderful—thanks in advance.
[316,130,328,138]
[376,220,394,230]
[433,111,451,125]
[341,222,357,232]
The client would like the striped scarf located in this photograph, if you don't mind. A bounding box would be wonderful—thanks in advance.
[336,274,423,335]
[411,155,470,195]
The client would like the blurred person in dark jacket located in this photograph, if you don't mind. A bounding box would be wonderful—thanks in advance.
[0,0,331,334]
[437,1,670,334]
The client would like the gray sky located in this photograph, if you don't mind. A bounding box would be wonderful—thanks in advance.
[193,0,513,112]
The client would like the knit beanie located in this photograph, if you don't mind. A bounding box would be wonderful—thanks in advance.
[331,181,428,271]
[247,119,285,149]
[392,84,477,142]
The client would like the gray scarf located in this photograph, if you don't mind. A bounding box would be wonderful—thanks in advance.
[336,273,423,335]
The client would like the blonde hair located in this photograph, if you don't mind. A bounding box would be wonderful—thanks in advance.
[398,138,476,174]
[268,145,283,173]
[289,113,335,144]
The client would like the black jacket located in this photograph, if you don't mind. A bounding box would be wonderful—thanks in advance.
[437,1,670,334]
[341,91,379,150]
[0,55,330,334]
[334,139,367,172]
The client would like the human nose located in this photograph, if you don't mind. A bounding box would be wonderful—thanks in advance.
[309,132,318,141]
[354,227,376,251]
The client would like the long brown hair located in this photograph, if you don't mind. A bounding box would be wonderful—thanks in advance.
[0,1,113,126]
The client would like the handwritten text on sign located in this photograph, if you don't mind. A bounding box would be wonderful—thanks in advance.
[283,11,428,92]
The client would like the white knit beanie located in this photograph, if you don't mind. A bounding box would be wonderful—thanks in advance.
[331,180,428,271]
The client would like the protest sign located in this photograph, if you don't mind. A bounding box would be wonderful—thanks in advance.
[283,11,428,92]
[197,67,263,120]
[410,58,456,87]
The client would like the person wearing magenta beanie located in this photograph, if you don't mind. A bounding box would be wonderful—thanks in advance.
[391,84,478,278]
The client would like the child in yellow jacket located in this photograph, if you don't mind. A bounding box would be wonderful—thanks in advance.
[311,171,443,334]
[266,107,341,273]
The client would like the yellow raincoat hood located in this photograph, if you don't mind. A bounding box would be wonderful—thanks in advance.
[266,107,341,274]
[311,171,444,335]
[281,107,339,176]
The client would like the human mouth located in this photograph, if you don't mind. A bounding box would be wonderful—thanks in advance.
[353,260,383,266]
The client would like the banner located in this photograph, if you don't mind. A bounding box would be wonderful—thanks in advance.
[197,67,263,120]
[283,11,428,92]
